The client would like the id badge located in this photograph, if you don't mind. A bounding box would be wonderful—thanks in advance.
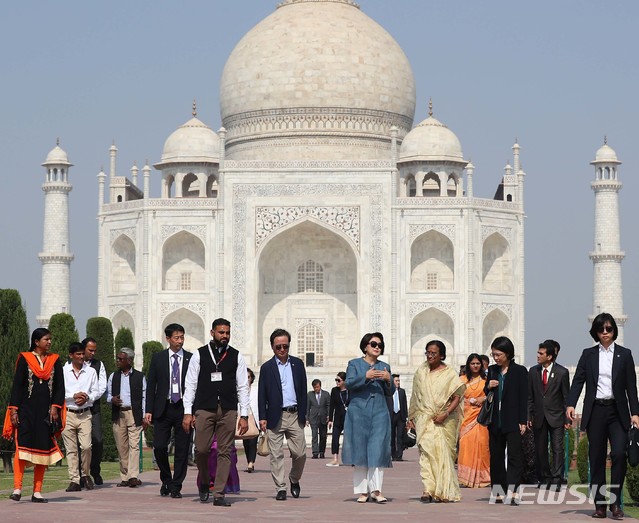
[211,372,222,382]
[171,382,180,394]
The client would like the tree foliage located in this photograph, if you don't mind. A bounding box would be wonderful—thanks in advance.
[577,433,589,483]
[0,289,30,464]
[115,327,134,354]
[142,341,163,375]
[48,312,79,358]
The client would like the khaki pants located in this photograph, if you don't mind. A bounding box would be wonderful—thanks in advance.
[112,410,143,482]
[267,411,307,492]
[62,410,92,483]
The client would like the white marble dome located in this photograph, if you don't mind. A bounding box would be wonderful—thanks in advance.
[159,117,220,165]
[399,115,465,163]
[219,0,416,160]
[593,143,620,163]
[43,144,72,166]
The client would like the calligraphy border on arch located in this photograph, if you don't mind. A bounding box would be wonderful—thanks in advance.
[481,303,512,320]
[110,227,136,244]
[233,183,383,347]
[408,301,457,321]
[160,302,207,319]
[481,225,513,243]
[160,224,208,244]
[110,304,136,320]
[408,224,456,244]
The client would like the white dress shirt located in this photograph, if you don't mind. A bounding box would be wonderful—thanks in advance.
[596,342,615,399]
[63,362,100,409]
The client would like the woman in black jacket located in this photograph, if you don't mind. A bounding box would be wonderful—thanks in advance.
[485,336,528,504]
[326,371,348,467]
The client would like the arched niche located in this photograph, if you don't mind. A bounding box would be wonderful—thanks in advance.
[482,309,510,354]
[422,172,440,197]
[482,233,512,292]
[411,230,454,291]
[163,308,205,350]
[111,235,136,294]
[182,172,199,198]
[410,308,454,367]
[162,231,205,291]
[112,309,136,362]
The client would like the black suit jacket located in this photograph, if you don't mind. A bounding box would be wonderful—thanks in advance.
[486,361,528,434]
[145,349,192,419]
[568,344,639,431]
[258,355,307,429]
[387,387,408,422]
[528,362,570,428]
[328,386,348,425]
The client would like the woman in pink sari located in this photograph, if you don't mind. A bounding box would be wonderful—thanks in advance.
[457,353,490,488]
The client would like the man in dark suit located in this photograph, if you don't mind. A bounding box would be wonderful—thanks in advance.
[388,374,408,461]
[527,341,569,490]
[258,328,307,501]
[144,323,192,498]
[306,379,330,458]
[567,313,639,520]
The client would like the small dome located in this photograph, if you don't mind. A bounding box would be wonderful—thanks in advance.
[593,143,619,163]
[158,117,220,166]
[399,116,464,163]
[42,144,72,166]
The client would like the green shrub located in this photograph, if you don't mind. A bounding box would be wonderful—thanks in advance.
[577,433,589,483]
[627,463,639,502]
[48,312,79,358]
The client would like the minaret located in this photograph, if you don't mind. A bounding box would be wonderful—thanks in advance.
[589,138,626,341]
[37,140,74,327]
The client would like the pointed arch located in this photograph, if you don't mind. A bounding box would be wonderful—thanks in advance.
[182,172,199,198]
[482,233,512,292]
[162,231,205,291]
[111,234,136,294]
[422,172,440,197]
[410,308,455,367]
[411,230,454,291]
[163,308,205,349]
[482,309,510,353]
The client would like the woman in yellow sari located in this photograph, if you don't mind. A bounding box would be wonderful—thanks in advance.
[408,340,465,503]
[458,353,491,487]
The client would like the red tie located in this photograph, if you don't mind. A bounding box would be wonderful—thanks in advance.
[542,368,548,391]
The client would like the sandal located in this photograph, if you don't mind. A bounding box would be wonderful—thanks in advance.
[246,464,254,473]
[357,493,369,503]
[370,492,387,503]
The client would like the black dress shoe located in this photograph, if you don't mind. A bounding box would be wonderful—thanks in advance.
[83,476,95,490]
[199,488,210,503]
[591,507,607,519]
[9,493,21,501]
[290,482,301,498]
[420,495,432,503]
[276,490,287,501]
[312,454,318,459]
[93,474,104,486]
[160,484,170,497]
[170,490,182,499]
[31,495,48,503]
[213,496,231,507]
[610,504,624,520]
[116,481,129,487]
[319,453,325,459]
[128,478,142,488]
[66,482,81,492]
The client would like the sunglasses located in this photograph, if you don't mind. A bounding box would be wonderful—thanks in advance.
[598,326,614,334]
[335,378,342,383]
[369,341,384,349]
[274,344,290,350]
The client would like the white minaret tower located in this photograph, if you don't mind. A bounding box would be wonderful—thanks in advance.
[37,140,74,327]
[589,138,626,342]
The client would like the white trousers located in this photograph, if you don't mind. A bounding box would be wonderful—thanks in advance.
[353,466,384,494]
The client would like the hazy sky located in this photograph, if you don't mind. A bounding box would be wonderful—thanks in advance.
[1,1,638,366]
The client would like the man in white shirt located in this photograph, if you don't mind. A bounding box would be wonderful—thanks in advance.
[62,342,99,492]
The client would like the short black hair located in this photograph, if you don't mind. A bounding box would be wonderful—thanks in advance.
[538,341,556,360]
[212,318,231,330]
[69,342,85,354]
[165,323,185,338]
[247,368,255,384]
[491,336,515,360]
[544,339,560,354]
[312,379,321,387]
[392,374,400,379]
[81,337,97,348]
[359,332,385,355]
[589,312,618,342]
[479,354,490,365]
[270,328,291,346]
[336,371,346,381]
[425,339,446,361]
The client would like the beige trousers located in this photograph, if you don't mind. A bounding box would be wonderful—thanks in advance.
[266,411,307,492]
[62,410,93,483]
[112,410,143,481]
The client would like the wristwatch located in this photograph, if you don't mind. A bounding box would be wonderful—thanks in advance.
[240,415,249,420]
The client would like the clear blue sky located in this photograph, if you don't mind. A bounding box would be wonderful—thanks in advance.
[1,0,638,365]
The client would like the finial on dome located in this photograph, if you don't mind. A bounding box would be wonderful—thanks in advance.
[428,98,433,117]
[604,135,607,145]
[192,99,197,118]
[56,137,60,146]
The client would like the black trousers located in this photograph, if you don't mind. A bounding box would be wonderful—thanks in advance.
[489,429,523,495]
[534,418,565,483]
[243,436,257,464]
[587,404,628,508]
[153,401,192,492]
[391,412,405,459]
[310,422,328,455]
[89,408,103,478]
[330,418,344,455]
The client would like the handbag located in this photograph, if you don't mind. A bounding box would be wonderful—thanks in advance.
[235,410,259,439]
[257,432,269,457]
[477,390,494,426]
[402,427,417,448]
[628,426,639,467]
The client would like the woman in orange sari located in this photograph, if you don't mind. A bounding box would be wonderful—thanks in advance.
[2,328,65,502]
[458,353,490,488]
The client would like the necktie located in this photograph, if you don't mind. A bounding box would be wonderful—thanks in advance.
[171,354,181,403]
[542,368,548,392]
[393,390,399,413]
[317,392,320,405]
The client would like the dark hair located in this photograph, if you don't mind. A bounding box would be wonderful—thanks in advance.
[589,313,618,342]
[359,332,385,355]
[336,371,346,381]
[479,354,490,366]
[81,337,97,348]
[165,323,185,338]
[270,328,291,346]
[212,318,231,330]
[465,353,486,381]
[538,341,556,360]
[69,342,85,354]
[544,339,560,354]
[491,336,515,360]
[312,379,321,387]
[30,328,51,350]
[425,339,446,361]
[392,373,400,379]
[247,368,255,384]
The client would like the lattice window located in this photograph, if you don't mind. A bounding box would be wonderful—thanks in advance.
[298,323,324,366]
[180,272,192,291]
[297,260,324,293]
[426,272,438,290]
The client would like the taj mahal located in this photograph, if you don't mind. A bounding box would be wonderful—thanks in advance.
[39,0,530,375]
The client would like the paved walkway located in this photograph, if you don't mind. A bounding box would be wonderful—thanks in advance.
[0,448,622,522]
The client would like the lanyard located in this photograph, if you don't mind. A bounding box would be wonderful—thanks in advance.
[209,346,228,371]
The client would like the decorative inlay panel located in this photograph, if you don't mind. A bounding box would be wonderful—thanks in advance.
[482,225,513,243]
[481,303,512,319]
[409,302,456,320]
[110,227,136,243]
[409,224,455,243]
[160,302,207,319]
[160,225,208,243]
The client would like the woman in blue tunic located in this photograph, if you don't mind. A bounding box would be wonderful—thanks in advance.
[342,332,393,503]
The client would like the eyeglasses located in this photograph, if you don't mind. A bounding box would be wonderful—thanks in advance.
[274,344,290,350]
[598,326,614,334]
[368,341,384,349]
[425,351,439,357]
